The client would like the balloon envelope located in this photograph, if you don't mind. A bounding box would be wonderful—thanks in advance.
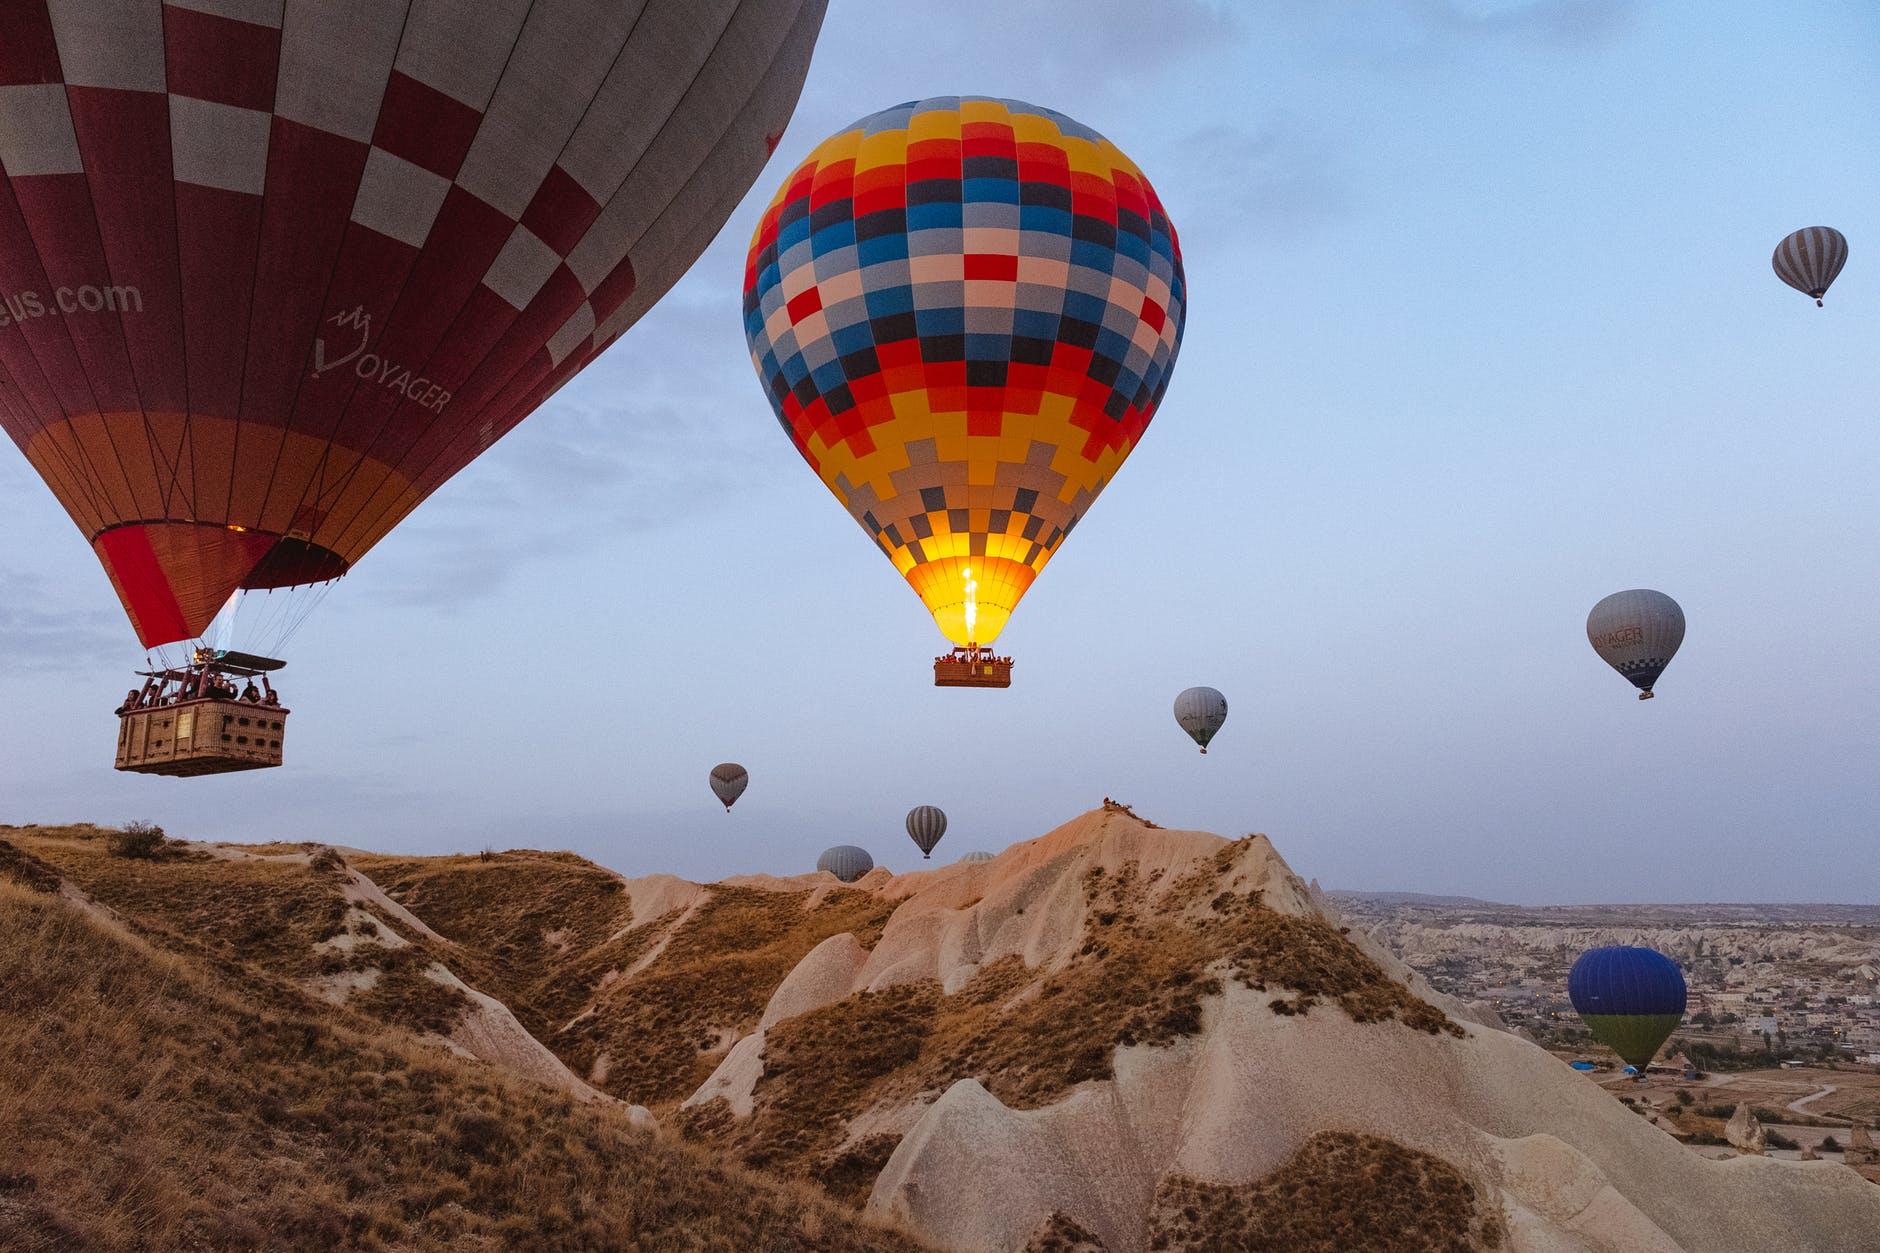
[1173,686,1227,752]
[817,844,874,883]
[905,804,947,858]
[1568,945,1687,1070]
[1772,226,1848,305]
[1587,590,1684,698]
[743,97,1185,647]
[0,2,827,647]
[709,763,748,810]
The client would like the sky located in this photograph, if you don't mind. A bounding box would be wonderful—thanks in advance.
[2,0,1877,903]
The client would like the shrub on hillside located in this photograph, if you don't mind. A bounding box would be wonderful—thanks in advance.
[1148,1132,1505,1251]
[107,821,167,860]
[307,847,347,876]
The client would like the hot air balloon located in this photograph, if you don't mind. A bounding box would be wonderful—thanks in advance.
[710,763,749,811]
[957,849,994,864]
[1173,686,1227,753]
[817,845,874,883]
[905,805,947,859]
[742,97,1186,688]
[1587,590,1684,700]
[0,2,828,774]
[1772,227,1848,306]
[1568,945,1687,1073]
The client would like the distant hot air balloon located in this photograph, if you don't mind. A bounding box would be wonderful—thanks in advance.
[743,97,1185,687]
[709,763,749,811]
[957,849,995,864]
[817,845,874,883]
[0,3,827,670]
[1568,945,1687,1073]
[1587,590,1684,700]
[905,805,947,859]
[1173,686,1227,753]
[1772,227,1848,306]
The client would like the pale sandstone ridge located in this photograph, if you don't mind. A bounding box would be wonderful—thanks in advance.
[420,961,619,1107]
[855,811,1309,994]
[1726,1103,1768,1156]
[615,872,710,933]
[681,933,871,1120]
[761,931,871,1030]
[677,805,1880,1253]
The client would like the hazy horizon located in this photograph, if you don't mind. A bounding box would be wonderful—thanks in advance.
[3,0,1877,905]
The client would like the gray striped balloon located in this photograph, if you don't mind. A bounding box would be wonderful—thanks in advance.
[1772,227,1848,306]
[1587,589,1685,700]
[816,844,874,883]
[1173,686,1228,753]
[709,763,748,811]
[905,805,948,859]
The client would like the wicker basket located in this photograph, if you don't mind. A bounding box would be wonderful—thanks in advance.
[116,699,288,776]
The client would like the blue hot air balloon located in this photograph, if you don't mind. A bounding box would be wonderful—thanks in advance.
[1567,946,1687,1072]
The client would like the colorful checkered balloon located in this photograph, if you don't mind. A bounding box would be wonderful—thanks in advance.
[743,97,1185,648]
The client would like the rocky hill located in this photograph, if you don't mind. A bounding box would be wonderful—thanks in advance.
[4,810,1877,1252]
[0,826,913,1252]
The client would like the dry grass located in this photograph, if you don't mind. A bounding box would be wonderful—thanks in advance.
[1024,1210,1110,1250]
[343,947,472,1037]
[0,880,927,1252]
[813,1133,904,1206]
[13,827,473,1042]
[564,885,899,1107]
[0,839,62,893]
[21,828,349,977]
[1146,1133,1504,1251]
[354,855,899,1107]
[352,851,636,1035]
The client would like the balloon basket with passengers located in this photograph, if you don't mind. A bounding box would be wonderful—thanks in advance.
[115,649,289,777]
[933,645,1013,688]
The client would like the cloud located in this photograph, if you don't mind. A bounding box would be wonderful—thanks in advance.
[1400,0,1642,49]
[0,569,122,674]
[1161,118,1352,243]
[787,0,1247,142]
[360,295,783,611]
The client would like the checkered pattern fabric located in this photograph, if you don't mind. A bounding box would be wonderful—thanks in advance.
[743,97,1185,647]
[0,0,826,647]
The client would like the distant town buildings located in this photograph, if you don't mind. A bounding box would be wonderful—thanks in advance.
[1331,895,1880,1070]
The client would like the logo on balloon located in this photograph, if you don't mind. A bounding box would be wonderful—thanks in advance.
[0,283,143,327]
[311,305,452,413]
[1592,626,1644,649]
